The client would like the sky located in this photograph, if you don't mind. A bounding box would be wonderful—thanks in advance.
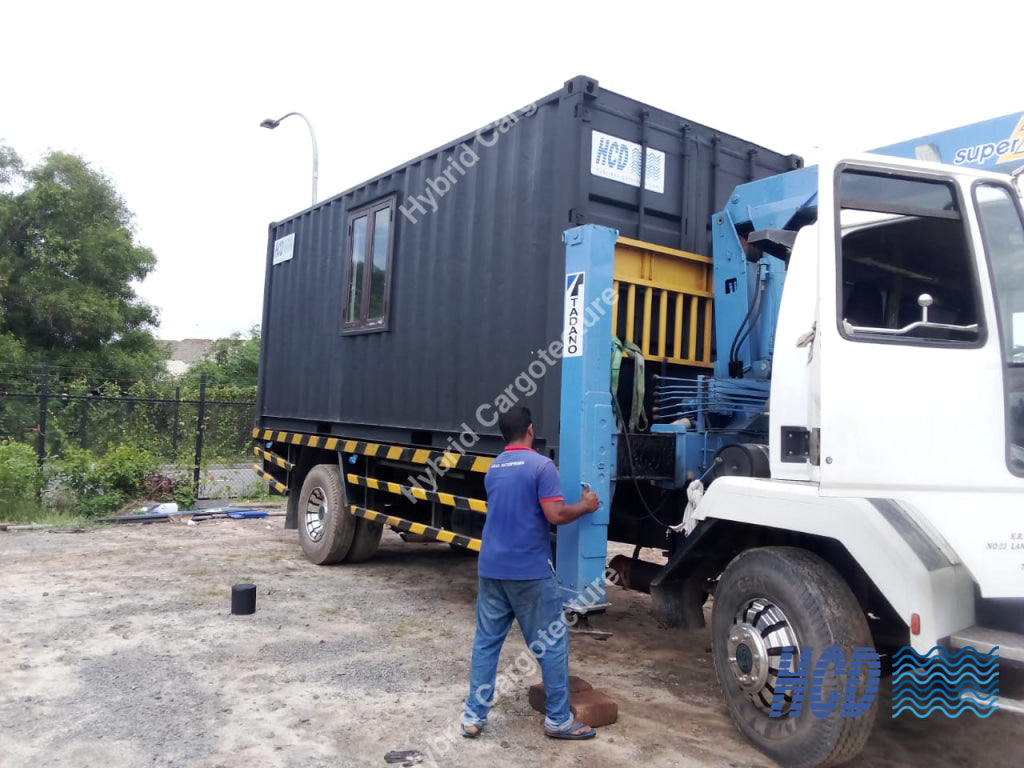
[2,0,1020,341]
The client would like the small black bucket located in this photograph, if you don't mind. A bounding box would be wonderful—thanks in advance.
[231,583,257,615]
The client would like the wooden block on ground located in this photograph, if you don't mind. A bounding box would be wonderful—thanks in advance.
[527,678,617,728]
[528,675,592,713]
[569,688,618,728]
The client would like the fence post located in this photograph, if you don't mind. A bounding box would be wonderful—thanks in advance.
[193,373,207,498]
[78,393,90,454]
[80,395,90,451]
[36,365,49,467]
[172,386,181,459]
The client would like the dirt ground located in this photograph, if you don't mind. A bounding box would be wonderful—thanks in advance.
[1,514,1022,768]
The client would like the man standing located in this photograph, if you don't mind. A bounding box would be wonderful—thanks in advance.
[461,406,600,740]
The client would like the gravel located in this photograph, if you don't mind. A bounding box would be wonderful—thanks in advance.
[1,516,1021,767]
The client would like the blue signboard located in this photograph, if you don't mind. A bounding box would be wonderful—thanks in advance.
[873,112,1024,173]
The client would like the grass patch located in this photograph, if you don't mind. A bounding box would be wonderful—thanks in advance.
[395,619,426,636]
[237,491,281,503]
[0,499,96,528]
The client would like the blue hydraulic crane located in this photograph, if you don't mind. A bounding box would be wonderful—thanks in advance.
[554,111,1024,611]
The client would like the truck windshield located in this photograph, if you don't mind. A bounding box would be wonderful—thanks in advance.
[975,183,1024,475]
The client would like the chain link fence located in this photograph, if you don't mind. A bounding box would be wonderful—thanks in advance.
[0,366,266,500]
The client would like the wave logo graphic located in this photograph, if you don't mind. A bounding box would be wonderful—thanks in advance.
[892,646,999,718]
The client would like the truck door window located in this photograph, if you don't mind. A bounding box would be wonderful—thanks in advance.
[975,182,1024,475]
[343,197,395,332]
[836,170,981,345]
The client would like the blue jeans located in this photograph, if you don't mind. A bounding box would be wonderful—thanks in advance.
[462,575,574,732]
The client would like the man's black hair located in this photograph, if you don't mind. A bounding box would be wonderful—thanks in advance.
[498,406,532,444]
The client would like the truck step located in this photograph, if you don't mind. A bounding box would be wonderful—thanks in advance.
[949,626,1024,662]
[992,697,1024,715]
[961,690,1024,715]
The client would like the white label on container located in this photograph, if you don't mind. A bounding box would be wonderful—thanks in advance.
[564,272,585,357]
[273,233,295,265]
[590,130,665,193]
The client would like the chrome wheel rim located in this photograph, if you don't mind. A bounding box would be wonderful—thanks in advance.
[727,597,800,715]
[304,486,328,542]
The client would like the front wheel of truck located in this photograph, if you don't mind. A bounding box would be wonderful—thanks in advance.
[297,464,355,565]
[711,546,877,768]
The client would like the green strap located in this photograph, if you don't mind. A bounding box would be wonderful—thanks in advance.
[611,337,648,432]
[611,337,624,400]
[625,339,648,432]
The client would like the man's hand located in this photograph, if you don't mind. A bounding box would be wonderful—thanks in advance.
[542,485,600,525]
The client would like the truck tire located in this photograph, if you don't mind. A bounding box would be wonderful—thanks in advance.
[344,518,383,563]
[711,547,877,768]
[297,464,355,565]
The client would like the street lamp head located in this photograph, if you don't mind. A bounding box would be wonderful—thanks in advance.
[260,118,280,129]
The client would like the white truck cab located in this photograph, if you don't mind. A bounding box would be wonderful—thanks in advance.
[685,154,1024,767]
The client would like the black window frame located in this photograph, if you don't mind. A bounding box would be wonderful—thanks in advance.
[833,164,986,350]
[342,197,396,334]
[972,179,1024,477]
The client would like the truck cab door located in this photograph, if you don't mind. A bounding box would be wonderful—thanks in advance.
[814,157,1006,495]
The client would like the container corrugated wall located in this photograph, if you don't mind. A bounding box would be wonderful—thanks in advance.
[256,76,801,456]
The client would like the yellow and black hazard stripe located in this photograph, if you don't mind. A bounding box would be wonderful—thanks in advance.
[349,505,481,552]
[253,446,294,471]
[346,474,487,513]
[252,464,289,495]
[252,428,493,474]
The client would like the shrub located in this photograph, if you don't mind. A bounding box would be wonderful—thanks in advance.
[53,444,160,517]
[143,468,197,510]
[0,439,45,515]
[58,446,104,499]
[96,444,158,499]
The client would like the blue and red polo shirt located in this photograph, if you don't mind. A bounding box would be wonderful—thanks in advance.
[477,446,563,580]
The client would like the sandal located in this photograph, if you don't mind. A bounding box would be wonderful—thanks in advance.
[544,720,596,740]
[461,723,484,739]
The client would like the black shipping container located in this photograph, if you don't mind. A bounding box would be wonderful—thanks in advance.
[256,75,801,456]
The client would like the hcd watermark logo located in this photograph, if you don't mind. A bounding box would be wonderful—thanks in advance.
[767,645,1000,718]
[892,646,999,718]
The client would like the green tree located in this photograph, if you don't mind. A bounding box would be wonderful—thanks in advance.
[0,145,28,380]
[181,326,260,391]
[0,144,21,186]
[0,146,164,387]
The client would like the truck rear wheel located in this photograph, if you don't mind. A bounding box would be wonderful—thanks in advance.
[345,517,383,563]
[711,547,876,768]
[297,464,355,565]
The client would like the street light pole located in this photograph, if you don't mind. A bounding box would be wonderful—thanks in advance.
[260,111,319,206]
